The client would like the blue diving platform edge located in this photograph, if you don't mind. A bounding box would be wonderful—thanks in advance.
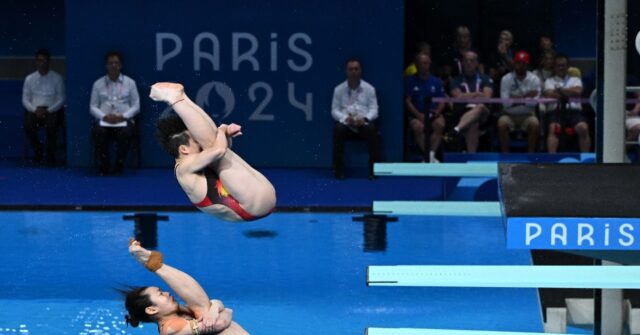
[373,152,597,178]
[366,265,640,289]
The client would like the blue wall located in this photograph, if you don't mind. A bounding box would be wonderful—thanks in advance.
[0,0,65,56]
[553,0,597,58]
[65,0,405,168]
[0,81,25,158]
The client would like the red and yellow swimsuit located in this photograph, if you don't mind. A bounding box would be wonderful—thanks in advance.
[192,167,268,221]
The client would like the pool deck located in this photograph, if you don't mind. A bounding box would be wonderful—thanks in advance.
[0,162,446,210]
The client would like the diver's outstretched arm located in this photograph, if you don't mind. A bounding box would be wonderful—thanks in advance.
[128,239,211,318]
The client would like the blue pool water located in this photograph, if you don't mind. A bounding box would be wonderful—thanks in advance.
[0,212,542,334]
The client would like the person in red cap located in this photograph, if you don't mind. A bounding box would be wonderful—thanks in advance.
[497,50,542,152]
[514,51,529,64]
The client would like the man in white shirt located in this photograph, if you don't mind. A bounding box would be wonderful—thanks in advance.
[331,58,380,180]
[90,51,140,175]
[542,54,589,153]
[22,49,65,165]
[498,51,541,153]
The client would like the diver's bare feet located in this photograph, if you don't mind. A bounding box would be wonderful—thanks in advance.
[128,239,151,265]
[149,82,185,105]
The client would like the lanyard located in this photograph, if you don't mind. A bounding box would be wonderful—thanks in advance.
[347,86,361,106]
[513,72,526,91]
[461,73,481,93]
[105,76,124,101]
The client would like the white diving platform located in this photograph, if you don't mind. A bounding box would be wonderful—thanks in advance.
[373,201,502,217]
[366,265,640,289]
[373,163,498,177]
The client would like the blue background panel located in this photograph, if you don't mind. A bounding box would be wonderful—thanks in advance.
[64,0,405,168]
[0,0,65,56]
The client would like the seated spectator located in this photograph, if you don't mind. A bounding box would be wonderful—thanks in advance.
[22,48,65,165]
[533,50,555,85]
[498,51,541,153]
[404,41,431,77]
[440,26,483,92]
[539,35,554,51]
[404,52,445,162]
[543,54,590,153]
[584,72,640,150]
[626,101,640,145]
[625,74,640,145]
[567,66,582,78]
[535,35,554,65]
[90,51,140,176]
[447,51,493,153]
[488,30,515,86]
[331,58,380,180]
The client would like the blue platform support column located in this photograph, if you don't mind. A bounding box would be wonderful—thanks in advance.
[600,0,627,164]
[597,1,627,334]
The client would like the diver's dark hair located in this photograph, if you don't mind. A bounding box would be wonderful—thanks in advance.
[117,286,154,327]
[156,114,190,158]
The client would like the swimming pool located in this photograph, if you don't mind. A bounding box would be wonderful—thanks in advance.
[0,211,542,334]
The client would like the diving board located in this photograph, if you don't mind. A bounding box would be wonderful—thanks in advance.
[374,163,498,177]
[366,265,640,289]
[365,328,578,335]
[373,201,501,217]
